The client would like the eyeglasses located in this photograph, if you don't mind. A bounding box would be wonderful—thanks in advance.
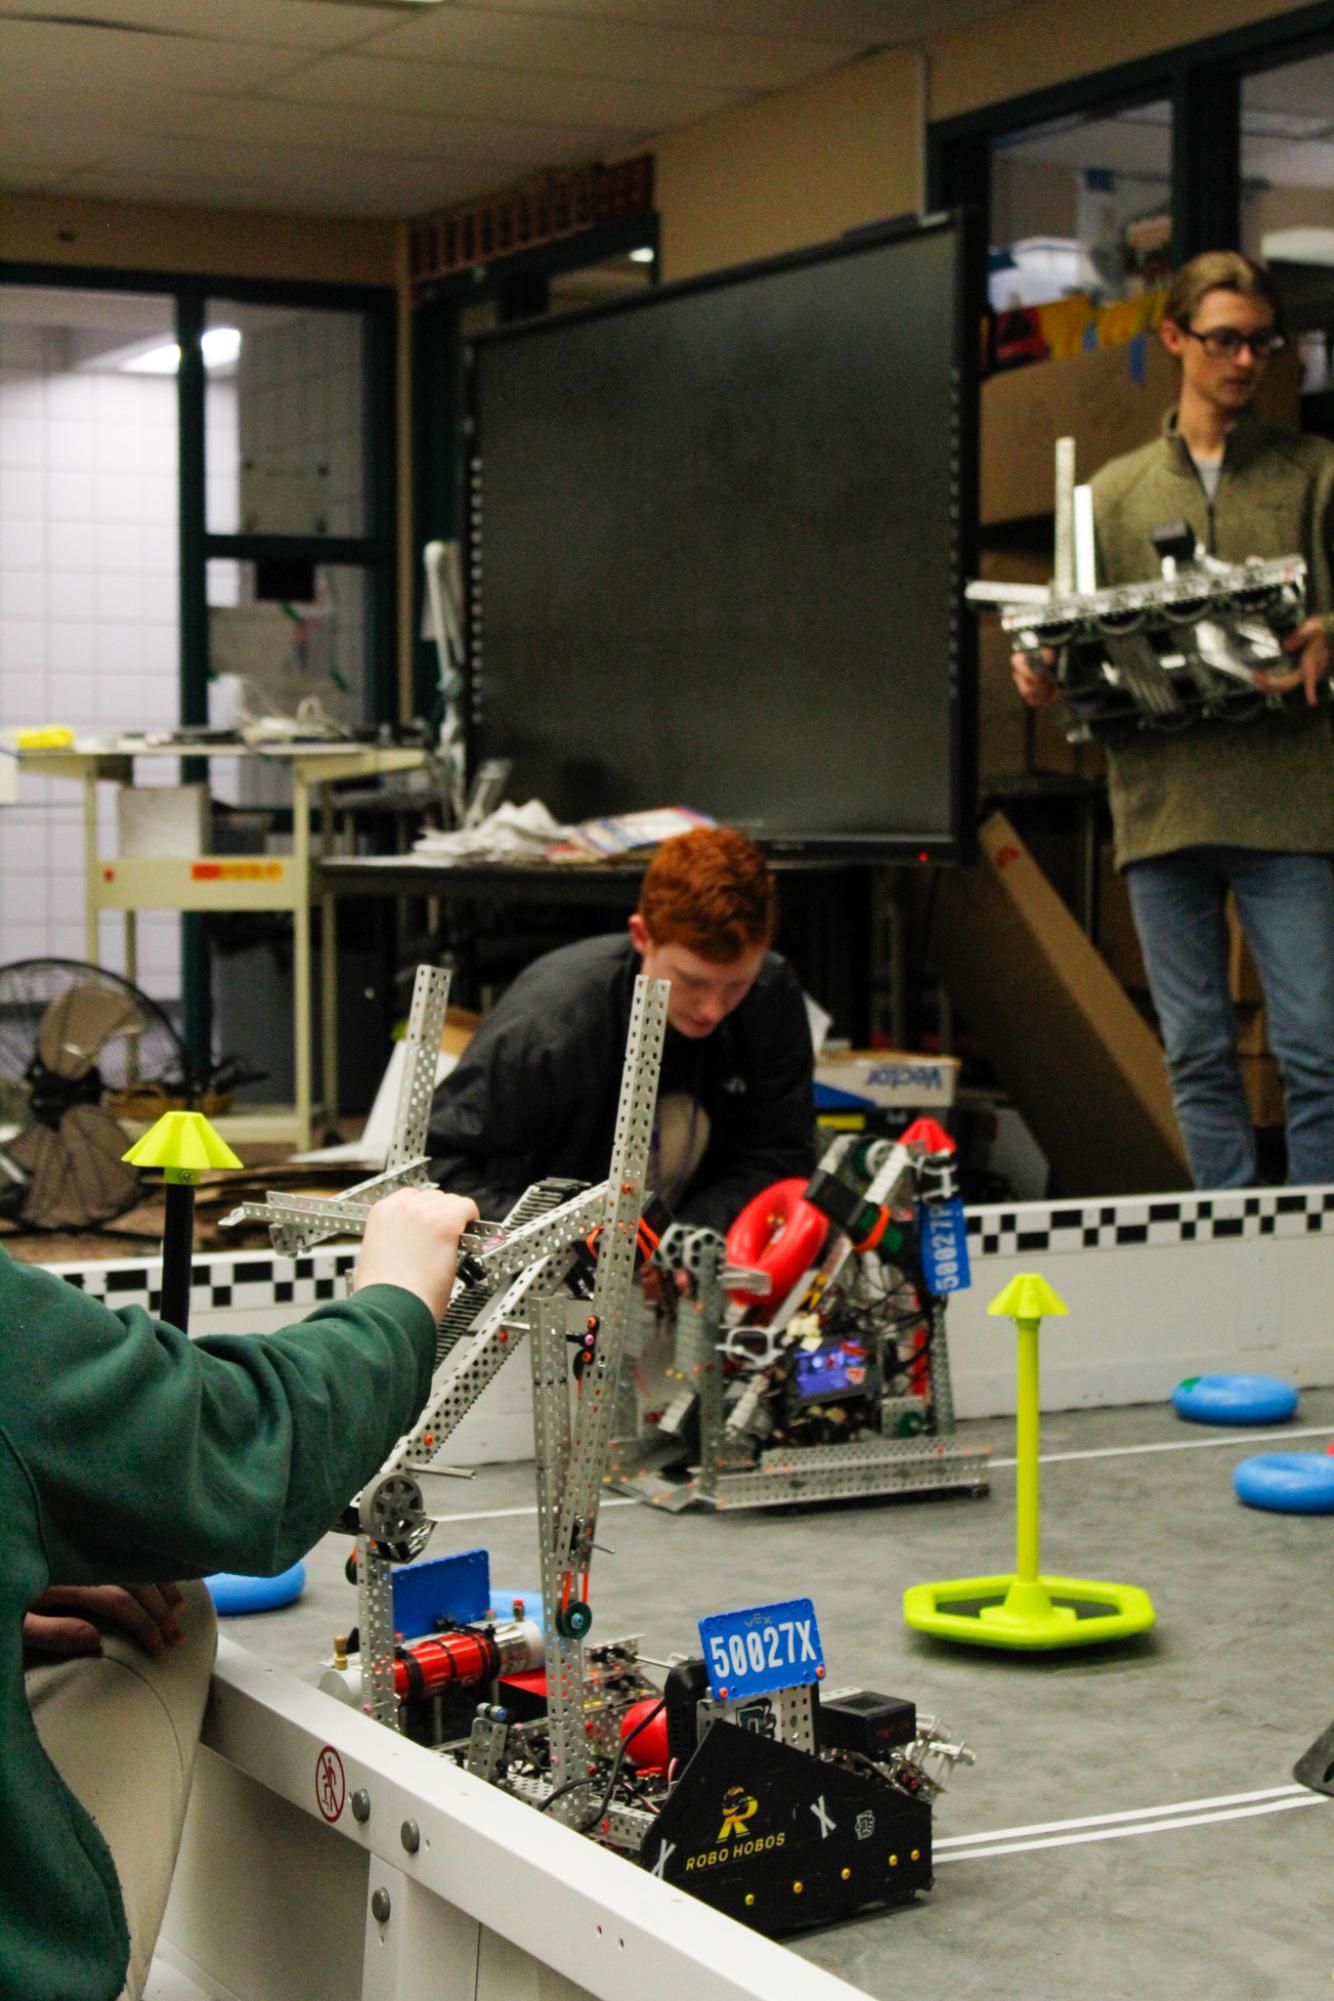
[1180,324,1287,361]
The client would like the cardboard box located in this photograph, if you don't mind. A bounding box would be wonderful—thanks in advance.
[929,811,1189,1195]
[1227,899,1264,1006]
[981,339,1300,528]
[1234,1004,1270,1058]
[441,1007,481,1059]
[814,1049,960,1113]
[1241,1053,1285,1128]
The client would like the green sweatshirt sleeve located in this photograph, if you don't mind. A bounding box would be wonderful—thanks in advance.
[1,1253,438,1587]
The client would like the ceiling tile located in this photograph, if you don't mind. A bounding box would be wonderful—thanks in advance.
[58,154,498,218]
[0,0,389,50]
[0,0,1039,221]
[0,17,315,95]
[364,8,850,92]
[0,77,219,129]
[267,47,735,127]
[446,0,1026,41]
[186,93,614,167]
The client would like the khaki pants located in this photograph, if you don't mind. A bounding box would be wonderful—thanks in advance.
[26,1579,217,2001]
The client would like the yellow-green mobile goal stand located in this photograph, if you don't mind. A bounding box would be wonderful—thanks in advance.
[123,1110,242,1334]
[902,1273,1156,1650]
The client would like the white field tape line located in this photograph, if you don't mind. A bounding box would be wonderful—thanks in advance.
[987,1423,1334,1471]
[940,1782,1304,1845]
[422,1426,1334,1518]
[936,1786,1326,1863]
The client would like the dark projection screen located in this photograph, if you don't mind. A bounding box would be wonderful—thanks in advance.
[466,213,977,857]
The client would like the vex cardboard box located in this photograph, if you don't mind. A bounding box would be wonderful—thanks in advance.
[814,1049,960,1115]
[980,339,1299,528]
[929,811,1189,1195]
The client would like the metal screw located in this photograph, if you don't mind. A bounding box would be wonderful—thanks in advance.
[371,1888,392,1924]
[401,1818,421,1854]
[351,1789,371,1823]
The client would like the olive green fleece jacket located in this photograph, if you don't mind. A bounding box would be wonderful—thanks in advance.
[0,1252,437,2001]
[1090,406,1334,867]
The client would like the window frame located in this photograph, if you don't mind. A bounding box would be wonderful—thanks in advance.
[928,0,1334,269]
[0,260,398,1063]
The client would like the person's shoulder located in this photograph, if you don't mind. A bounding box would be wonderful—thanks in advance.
[1090,433,1167,503]
[0,1250,133,1395]
[756,946,799,990]
[739,950,807,1022]
[1252,422,1334,477]
[514,933,632,1001]
[489,933,632,1045]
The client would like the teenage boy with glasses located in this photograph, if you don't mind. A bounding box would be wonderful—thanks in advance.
[1013,250,1334,1190]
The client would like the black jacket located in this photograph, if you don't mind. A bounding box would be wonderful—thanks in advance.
[427,934,815,1230]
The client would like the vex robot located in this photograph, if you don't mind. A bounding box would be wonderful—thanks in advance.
[226,966,972,1938]
[968,436,1313,743]
[607,1121,989,1510]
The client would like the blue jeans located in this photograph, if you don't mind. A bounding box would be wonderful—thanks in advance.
[1125,848,1334,1189]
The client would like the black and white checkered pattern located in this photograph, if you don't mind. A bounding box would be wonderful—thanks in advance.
[39,1188,1334,1307]
[966,1188,1334,1260]
[51,1247,359,1317]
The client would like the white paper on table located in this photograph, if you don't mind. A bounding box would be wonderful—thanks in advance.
[289,1046,458,1167]
[804,992,833,1057]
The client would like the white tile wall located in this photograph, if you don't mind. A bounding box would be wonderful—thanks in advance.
[0,327,230,1001]
[0,311,367,1015]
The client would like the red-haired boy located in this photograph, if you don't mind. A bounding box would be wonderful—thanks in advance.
[427,827,815,1227]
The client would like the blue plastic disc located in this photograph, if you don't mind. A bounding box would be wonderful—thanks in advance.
[204,1561,306,1615]
[1172,1373,1298,1426]
[1234,1454,1334,1515]
[489,1586,544,1630]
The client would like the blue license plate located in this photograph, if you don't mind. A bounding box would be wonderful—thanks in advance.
[918,1195,971,1294]
[698,1597,824,1702]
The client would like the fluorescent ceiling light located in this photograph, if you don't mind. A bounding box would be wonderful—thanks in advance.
[629,247,655,264]
[122,327,241,373]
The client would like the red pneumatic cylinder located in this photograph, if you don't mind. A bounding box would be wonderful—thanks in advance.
[395,1629,496,1701]
[395,1618,543,1701]
[318,1618,544,1708]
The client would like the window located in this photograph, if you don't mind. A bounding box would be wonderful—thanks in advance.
[991,101,1173,312]
[1241,49,1334,411]
[0,266,396,1043]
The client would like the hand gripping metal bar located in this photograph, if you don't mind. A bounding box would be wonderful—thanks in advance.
[220,1160,432,1254]
[356,1162,653,1522]
[457,1180,612,1286]
[348,974,666,1730]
